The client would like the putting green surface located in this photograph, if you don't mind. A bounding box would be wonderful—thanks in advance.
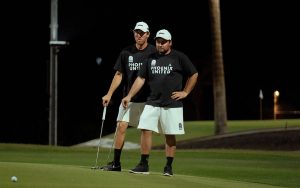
[0,162,282,188]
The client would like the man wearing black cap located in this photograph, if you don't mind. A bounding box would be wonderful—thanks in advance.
[101,21,156,171]
[122,29,198,176]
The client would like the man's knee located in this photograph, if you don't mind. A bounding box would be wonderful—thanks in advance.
[117,121,128,134]
[165,135,176,147]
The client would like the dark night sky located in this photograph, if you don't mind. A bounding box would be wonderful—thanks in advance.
[2,1,299,145]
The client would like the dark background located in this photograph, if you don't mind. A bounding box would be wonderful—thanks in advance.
[2,1,299,145]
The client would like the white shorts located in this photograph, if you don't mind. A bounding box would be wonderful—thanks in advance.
[116,102,145,127]
[138,105,185,135]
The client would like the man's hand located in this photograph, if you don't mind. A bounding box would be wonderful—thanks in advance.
[122,95,132,108]
[171,91,188,101]
[102,94,111,107]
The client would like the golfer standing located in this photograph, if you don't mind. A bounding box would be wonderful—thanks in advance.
[122,29,198,176]
[101,21,156,171]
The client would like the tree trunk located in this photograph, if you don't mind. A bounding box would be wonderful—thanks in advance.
[209,0,227,134]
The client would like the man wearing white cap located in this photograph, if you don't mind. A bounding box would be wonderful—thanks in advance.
[101,21,156,171]
[122,29,198,176]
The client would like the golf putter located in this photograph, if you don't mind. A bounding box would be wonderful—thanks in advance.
[91,106,107,169]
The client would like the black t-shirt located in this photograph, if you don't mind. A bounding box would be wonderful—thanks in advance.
[114,44,156,102]
[138,49,198,107]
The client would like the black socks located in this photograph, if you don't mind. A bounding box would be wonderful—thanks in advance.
[114,149,122,166]
[166,157,173,167]
[141,154,149,164]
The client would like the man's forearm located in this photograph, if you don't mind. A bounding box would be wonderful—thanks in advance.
[183,73,198,95]
[107,72,122,96]
[127,77,145,98]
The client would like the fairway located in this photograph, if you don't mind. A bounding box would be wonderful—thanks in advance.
[0,162,281,188]
[1,144,299,187]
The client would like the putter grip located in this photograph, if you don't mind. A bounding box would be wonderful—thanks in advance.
[102,106,107,120]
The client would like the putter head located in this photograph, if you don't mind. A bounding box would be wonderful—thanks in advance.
[91,166,105,170]
[91,166,100,170]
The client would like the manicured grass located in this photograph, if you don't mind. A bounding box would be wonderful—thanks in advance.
[0,144,300,187]
[0,162,280,188]
[1,120,299,187]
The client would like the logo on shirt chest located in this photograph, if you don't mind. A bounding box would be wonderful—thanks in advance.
[150,60,173,75]
[128,56,142,71]
[128,56,133,63]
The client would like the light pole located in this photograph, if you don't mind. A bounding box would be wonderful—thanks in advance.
[273,90,280,120]
[259,89,263,120]
[49,0,68,145]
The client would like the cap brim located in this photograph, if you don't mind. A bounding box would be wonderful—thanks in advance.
[154,36,170,40]
[134,28,148,32]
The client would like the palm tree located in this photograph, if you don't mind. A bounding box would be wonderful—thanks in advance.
[208,0,227,134]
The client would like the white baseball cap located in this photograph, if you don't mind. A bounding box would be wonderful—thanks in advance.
[134,21,149,32]
[155,29,172,40]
